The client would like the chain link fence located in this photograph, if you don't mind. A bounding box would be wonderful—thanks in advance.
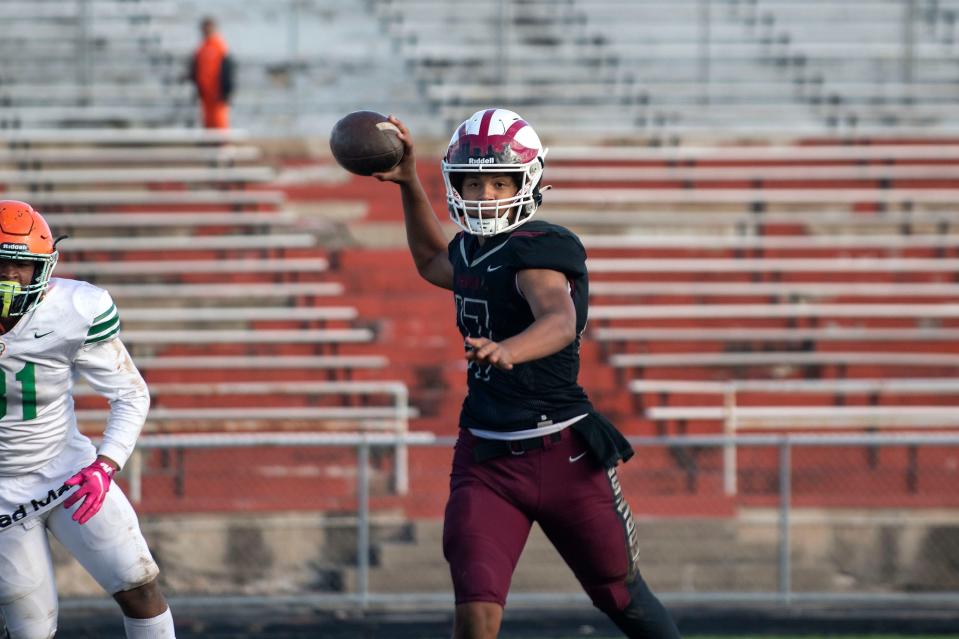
[50,432,959,608]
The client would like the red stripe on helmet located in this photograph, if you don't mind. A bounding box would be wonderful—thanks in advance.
[505,118,528,139]
[446,110,538,164]
[476,109,497,150]
[503,118,538,162]
[446,121,470,162]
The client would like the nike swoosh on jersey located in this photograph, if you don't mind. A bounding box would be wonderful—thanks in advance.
[486,264,503,272]
[33,330,53,339]
[569,451,588,463]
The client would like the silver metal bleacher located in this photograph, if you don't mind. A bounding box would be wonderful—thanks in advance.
[0,2,430,503]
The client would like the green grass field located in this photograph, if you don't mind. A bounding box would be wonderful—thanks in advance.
[545,636,959,639]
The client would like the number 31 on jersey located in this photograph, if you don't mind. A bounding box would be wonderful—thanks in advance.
[0,362,37,420]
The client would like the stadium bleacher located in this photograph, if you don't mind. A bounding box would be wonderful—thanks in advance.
[7,125,423,524]
[9,0,959,608]
[0,11,428,594]
[374,0,959,137]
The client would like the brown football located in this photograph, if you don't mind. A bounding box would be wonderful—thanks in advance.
[329,110,404,176]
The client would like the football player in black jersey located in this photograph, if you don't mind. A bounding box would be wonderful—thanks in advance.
[373,108,681,639]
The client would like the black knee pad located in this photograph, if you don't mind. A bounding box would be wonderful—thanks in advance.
[601,573,682,639]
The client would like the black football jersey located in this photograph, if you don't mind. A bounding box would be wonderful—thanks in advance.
[449,220,594,432]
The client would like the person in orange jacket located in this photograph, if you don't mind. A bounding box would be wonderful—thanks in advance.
[190,17,234,129]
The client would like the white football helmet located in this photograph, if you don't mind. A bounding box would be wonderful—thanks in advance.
[442,108,548,236]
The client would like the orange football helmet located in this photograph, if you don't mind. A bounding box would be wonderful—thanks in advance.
[0,200,58,317]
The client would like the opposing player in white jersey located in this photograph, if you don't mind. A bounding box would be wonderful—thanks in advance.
[0,201,175,639]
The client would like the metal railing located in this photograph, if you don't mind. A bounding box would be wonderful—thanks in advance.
[131,431,435,605]
[632,379,959,495]
[100,431,959,609]
[115,381,414,499]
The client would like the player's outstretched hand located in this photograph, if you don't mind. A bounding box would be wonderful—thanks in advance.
[373,115,417,184]
[465,336,514,371]
[63,457,117,524]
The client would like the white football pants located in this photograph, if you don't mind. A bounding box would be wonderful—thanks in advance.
[0,484,159,639]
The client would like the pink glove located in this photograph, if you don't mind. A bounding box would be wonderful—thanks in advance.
[63,459,116,524]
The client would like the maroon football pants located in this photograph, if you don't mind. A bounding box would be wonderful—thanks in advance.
[442,427,642,613]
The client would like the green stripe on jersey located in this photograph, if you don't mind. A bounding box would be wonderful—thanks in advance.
[85,305,120,344]
[93,303,117,323]
[88,314,119,337]
[84,322,120,344]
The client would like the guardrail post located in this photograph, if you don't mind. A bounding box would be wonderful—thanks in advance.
[395,385,409,494]
[723,386,738,495]
[287,0,302,133]
[78,0,92,99]
[778,436,792,602]
[698,0,712,105]
[496,0,511,87]
[901,0,916,84]
[357,438,370,607]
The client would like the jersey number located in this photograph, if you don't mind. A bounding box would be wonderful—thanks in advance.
[455,295,492,382]
[0,362,37,420]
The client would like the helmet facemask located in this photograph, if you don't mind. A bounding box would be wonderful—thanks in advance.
[444,161,544,236]
[442,108,547,237]
[0,200,59,317]
[0,251,57,317]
